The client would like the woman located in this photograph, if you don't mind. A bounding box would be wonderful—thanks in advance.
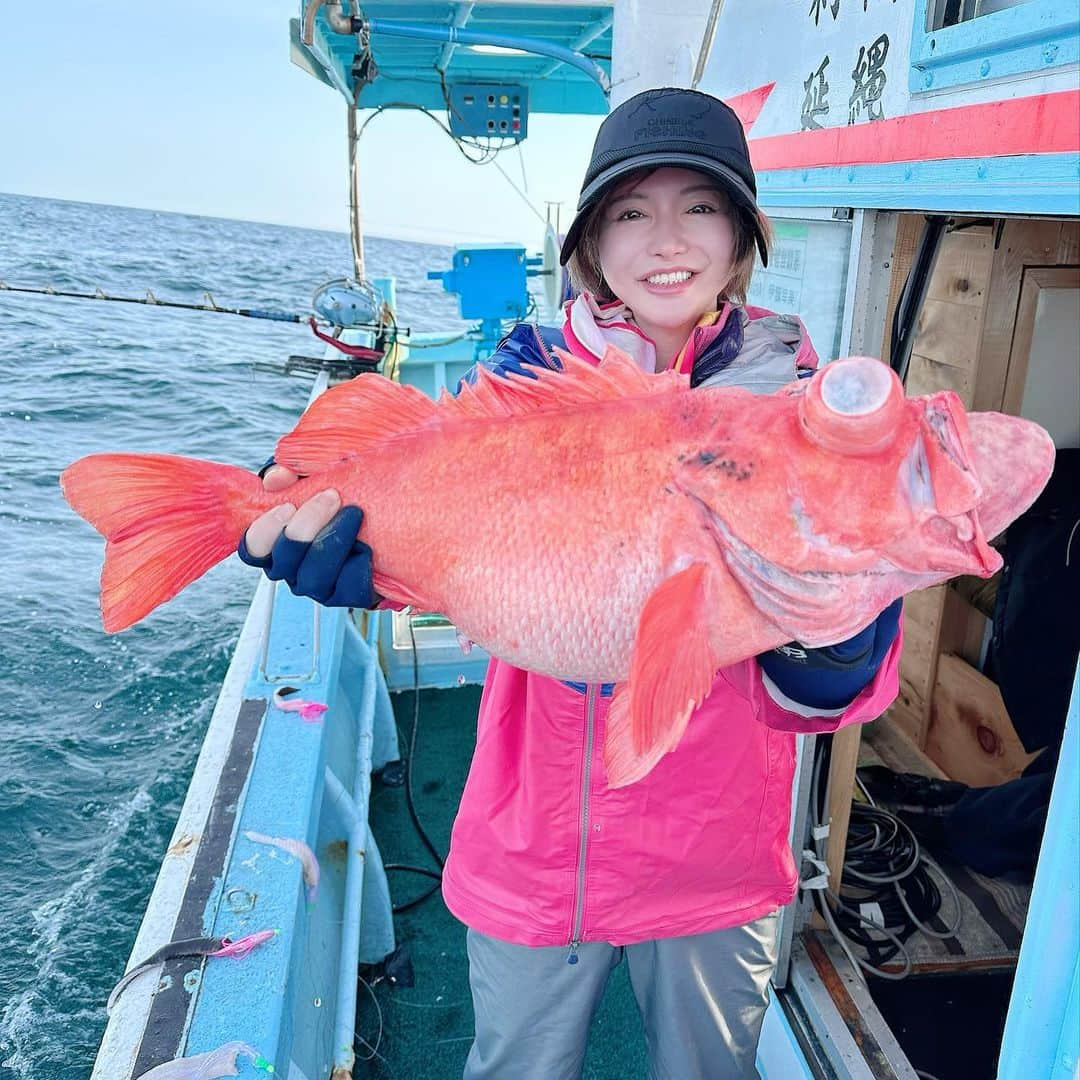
[241,87,901,1079]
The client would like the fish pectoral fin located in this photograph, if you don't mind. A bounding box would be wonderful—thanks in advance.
[603,564,719,788]
[370,571,430,611]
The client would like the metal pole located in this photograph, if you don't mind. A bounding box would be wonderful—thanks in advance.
[691,0,726,89]
[348,105,365,283]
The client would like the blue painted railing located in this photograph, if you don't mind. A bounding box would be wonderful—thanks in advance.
[997,664,1080,1079]
[909,0,1080,92]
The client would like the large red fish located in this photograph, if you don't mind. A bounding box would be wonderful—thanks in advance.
[60,349,1053,786]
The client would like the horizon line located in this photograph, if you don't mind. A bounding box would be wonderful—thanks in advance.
[1,189,541,249]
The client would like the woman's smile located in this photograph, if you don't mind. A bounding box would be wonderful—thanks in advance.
[639,267,699,293]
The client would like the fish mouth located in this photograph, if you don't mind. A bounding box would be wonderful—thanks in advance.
[690,494,880,646]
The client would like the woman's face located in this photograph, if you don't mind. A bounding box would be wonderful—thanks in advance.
[595,166,737,337]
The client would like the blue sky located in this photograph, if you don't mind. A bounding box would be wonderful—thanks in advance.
[0,1,602,245]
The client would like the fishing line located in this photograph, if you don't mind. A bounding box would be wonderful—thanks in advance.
[491,156,547,225]
[354,973,388,1065]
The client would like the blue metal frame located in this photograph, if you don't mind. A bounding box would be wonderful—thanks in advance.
[179,588,399,1076]
[297,1,612,115]
[909,0,1080,92]
[363,17,610,92]
[167,293,500,1073]
[757,153,1080,216]
[997,664,1080,1078]
[757,990,816,1078]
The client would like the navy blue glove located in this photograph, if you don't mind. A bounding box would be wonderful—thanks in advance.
[238,505,376,609]
[757,599,902,710]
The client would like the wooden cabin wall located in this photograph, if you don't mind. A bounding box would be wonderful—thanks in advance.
[883,215,1079,786]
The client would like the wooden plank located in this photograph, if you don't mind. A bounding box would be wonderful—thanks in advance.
[894,586,947,747]
[973,218,1064,414]
[926,654,1040,786]
[879,215,922,368]
[926,227,994,308]
[863,713,950,779]
[824,724,863,911]
[905,351,975,404]
[801,933,903,1075]
[913,298,984,371]
[1059,220,1080,264]
[902,225,995,408]
[1000,265,1080,419]
[952,571,999,618]
[938,586,989,670]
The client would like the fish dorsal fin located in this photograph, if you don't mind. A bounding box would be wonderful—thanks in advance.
[274,344,683,476]
[274,375,438,475]
[438,345,686,422]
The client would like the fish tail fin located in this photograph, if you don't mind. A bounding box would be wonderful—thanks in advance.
[60,452,264,632]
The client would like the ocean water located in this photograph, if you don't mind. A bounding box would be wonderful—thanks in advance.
[0,193,472,1078]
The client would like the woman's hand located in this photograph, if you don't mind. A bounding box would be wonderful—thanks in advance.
[238,463,376,608]
[245,463,338,559]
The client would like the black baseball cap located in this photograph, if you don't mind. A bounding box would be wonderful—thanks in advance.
[559,87,768,268]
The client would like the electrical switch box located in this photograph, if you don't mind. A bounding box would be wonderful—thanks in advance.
[447,83,528,140]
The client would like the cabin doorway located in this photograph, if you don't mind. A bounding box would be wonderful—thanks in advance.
[786,214,1079,1080]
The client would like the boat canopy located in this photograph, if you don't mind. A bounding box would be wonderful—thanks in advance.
[292,1,612,116]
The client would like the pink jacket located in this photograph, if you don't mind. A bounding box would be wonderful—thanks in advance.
[440,298,903,948]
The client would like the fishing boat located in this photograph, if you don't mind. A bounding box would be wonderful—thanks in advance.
[90,2,1078,1077]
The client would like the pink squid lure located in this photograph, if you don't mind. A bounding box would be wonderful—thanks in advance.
[244,830,320,903]
[137,1040,274,1078]
[272,685,327,721]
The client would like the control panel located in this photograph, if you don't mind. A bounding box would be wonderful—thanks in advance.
[447,83,528,140]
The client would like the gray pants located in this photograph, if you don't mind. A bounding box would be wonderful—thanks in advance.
[463,912,780,1080]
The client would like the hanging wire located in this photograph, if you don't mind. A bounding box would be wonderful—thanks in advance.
[491,156,546,225]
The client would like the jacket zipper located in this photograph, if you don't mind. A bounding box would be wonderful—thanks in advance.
[567,683,597,964]
[531,324,558,369]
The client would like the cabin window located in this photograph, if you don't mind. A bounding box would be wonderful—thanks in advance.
[749,213,853,364]
[910,0,1078,91]
[925,0,1033,32]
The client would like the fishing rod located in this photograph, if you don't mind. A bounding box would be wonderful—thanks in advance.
[0,280,409,336]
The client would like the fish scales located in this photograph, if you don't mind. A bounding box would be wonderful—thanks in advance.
[59,347,1055,786]
[349,390,713,682]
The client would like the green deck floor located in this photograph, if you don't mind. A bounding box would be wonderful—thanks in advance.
[355,686,649,1079]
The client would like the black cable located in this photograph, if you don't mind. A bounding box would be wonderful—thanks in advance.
[383,613,446,914]
[833,797,956,965]
[357,93,517,167]
[807,739,961,980]
[889,215,948,384]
